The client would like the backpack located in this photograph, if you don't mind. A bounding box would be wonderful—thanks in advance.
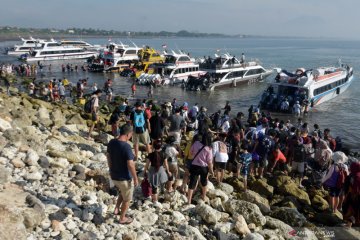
[336,165,347,189]
[134,111,145,133]
[293,144,305,162]
[84,97,94,113]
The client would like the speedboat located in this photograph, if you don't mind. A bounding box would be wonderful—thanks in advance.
[6,37,50,56]
[259,62,354,113]
[60,40,102,51]
[19,40,97,62]
[198,53,272,90]
[88,41,141,72]
[137,50,205,86]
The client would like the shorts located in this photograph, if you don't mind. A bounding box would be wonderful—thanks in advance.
[326,186,341,197]
[254,156,268,168]
[241,166,250,176]
[113,179,134,202]
[292,161,305,173]
[91,112,98,123]
[214,162,227,170]
[228,159,241,173]
[189,165,209,189]
[132,130,151,145]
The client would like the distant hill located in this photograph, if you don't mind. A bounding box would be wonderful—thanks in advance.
[0,26,250,40]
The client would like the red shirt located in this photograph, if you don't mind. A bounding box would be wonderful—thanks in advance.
[273,149,287,163]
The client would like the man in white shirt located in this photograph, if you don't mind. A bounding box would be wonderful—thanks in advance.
[87,89,102,140]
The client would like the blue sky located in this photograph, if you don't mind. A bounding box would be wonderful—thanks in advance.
[0,0,358,39]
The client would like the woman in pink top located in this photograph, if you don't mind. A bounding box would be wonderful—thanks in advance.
[187,133,214,204]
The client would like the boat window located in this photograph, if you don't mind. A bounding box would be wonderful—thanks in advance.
[47,43,60,47]
[125,50,137,55]
[19,47,31,50]
[31,51,37,57]
[152,53,160,57]
[226,72,234,79]
[26,41,35,44]
[178,56,190,62]
[245,68,265,76]
[165,69,172,75]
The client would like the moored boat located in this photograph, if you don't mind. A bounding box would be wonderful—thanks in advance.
[198,53,272,90]
[6,37,52,56]
[259,62,354,113]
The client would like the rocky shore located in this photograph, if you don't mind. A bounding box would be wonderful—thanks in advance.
[0,86,359,240]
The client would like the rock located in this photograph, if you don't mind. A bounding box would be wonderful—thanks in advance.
[136,231,151,240]
[224,177,244,192]
[23,208,45,229]
[51,220,66,232]
[265,216,294,239]
[210,197,225,211]
[51,109,66,127]
[268,175,292,189]
[49,210,67,221]
[257,229,284,240]
[196,203,221,224]
[97,133,113,145]
[236,190,271,214]
[25,149,39,166]
[66,220,77,230]
[90,153,107,162]
[77,231,98,240]
[278,182,311,206]
[207,189,229,202]
[0,117,12,131]
[0,204,27,240]
[178,224,207,240]
[1,146,17,160]
[72,164,86,174]
[270,207,307,227]
[136,210,159,226]
[249,179,274,198]
[218,182,234,195]
[214,222,233,233]
[38,156,50,168]
[314,211,343,226]
[66,113,87,125]
[50,158,69,169]
[243,233,265,240]
[172,211,186,223]
[0,167,10,184]
[48,150,82,163]
[25,171,42,181]
[311,195,329,212]
[11,158,25,168]
[234,215,251,236]
[224,199,266,226]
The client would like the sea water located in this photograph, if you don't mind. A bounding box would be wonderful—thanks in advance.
[0,37,359,150]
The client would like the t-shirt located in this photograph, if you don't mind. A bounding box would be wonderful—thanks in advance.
[239,152,252,171]
[107,139,135,181]
[256,135,274,158]
[130,110,148,130]
[168,114,184,132]
[149,115,165,139]
[165,145,178,163]
[212,141,229,163]
[273,150,287,163]
[190,141,213,167]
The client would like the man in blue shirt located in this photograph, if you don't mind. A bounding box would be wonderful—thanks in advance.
[107,124,138,224]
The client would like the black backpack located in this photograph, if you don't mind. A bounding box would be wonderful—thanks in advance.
[84,97,94,113]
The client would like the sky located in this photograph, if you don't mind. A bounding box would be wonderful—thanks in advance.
[0,0,359,39]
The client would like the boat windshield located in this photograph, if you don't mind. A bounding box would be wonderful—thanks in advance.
[165,55,176,64]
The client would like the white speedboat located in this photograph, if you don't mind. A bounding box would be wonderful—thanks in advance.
[6,37,50,56]
[137,50,205,85]
[60,40,102,51]
[259,62,354,112]
[88,41,141,72]
[198,53,272,90]
[20,40,97,62]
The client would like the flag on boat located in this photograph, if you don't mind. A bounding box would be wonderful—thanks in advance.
[162,44,167,48]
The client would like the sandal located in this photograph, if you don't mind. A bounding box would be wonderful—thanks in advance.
[119,217,133,225]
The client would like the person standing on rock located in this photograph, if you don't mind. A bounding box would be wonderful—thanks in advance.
[130,101,152,161]
[87,89,102,140]
[107,123,138,224]
[187,132,214,204]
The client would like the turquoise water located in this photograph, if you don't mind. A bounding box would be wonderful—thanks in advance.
[1,37,359,150]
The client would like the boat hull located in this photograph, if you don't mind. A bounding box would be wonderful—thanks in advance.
[209,70,273,90]
[24,52,97,62]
